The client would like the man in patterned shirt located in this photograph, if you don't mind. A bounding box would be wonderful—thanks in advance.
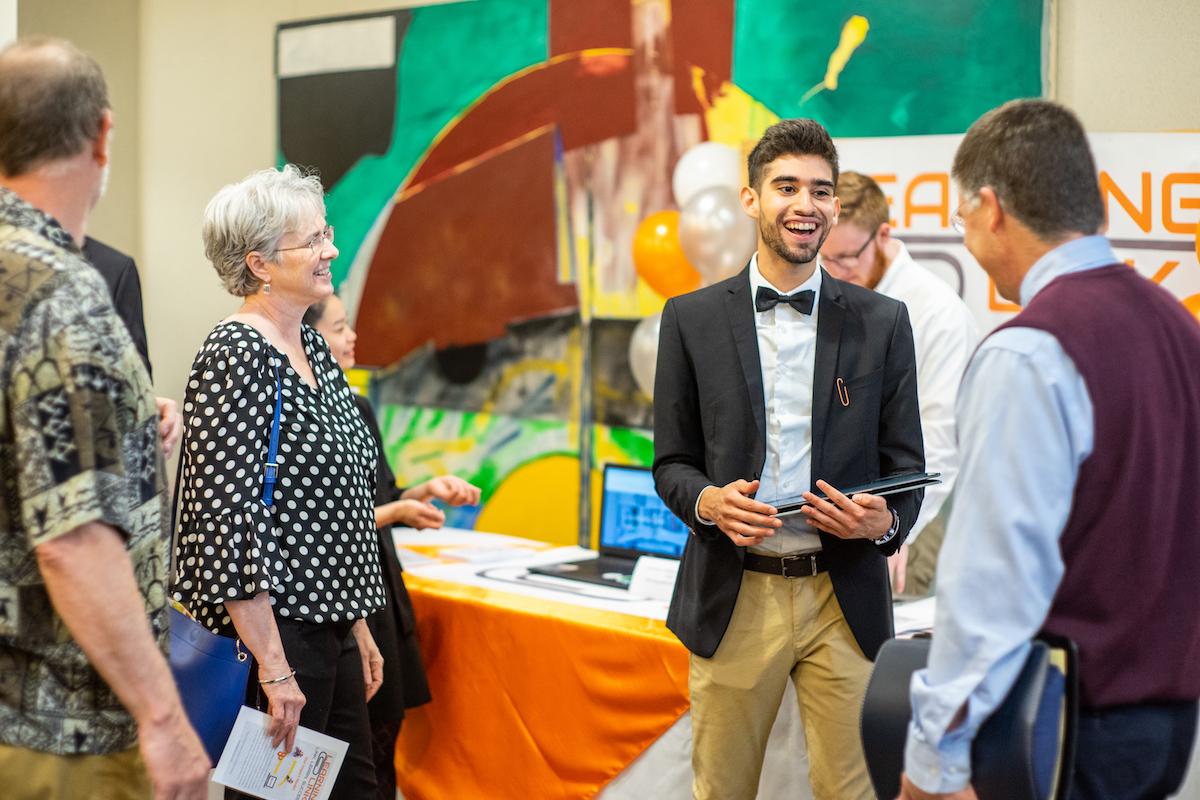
[0,38,208,798]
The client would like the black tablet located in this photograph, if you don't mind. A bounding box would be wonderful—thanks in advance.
[773,472,941,518]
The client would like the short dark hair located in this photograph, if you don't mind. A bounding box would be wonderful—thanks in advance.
[835,172,888,231]
[302,297,329,328]
[747,118,839,191]
[0,37,109,177]
[952,99,1104,240]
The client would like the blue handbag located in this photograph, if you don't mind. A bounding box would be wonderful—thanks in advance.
[168,362,283,762]
[168,603,249,762]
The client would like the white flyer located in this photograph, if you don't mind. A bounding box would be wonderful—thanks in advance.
[212,706,348,800]
[627,555,680,602]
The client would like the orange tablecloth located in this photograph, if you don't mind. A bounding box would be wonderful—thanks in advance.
[395,572,690,799]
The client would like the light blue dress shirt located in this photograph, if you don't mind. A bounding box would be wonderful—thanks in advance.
[904,235,1119,793]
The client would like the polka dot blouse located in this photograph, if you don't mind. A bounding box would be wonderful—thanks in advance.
[172,321,386,634]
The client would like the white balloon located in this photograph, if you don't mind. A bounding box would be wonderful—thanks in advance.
[679,186,757,285]
[672,141,742,208]
[628,313,661,400]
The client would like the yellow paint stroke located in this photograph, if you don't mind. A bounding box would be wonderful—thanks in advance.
[687,66,780,149]
[800,15,870,105]
[690,65,713,111]
[475,454,580,546]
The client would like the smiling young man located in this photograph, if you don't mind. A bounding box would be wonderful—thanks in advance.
[653,119,925,800]
[820,172,978,598]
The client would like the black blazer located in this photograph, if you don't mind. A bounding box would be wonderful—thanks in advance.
[82,237,153,380]
[653,266,924,659]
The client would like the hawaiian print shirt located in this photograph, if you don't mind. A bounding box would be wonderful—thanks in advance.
[0,188,169,755]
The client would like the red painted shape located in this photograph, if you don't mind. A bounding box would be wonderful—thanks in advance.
[549,0,632,56]
[355,130,578,367]
[670,0,735,115]
[408,52,636,190]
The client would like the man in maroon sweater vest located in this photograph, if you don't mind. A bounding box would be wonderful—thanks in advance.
[900,99,1200,800]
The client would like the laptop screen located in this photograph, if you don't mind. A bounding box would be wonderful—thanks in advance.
[598,465,689,559]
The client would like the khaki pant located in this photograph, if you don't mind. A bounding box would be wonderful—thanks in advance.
[900,495,954,600]
[689,570,874,800]
[0,743,150,799]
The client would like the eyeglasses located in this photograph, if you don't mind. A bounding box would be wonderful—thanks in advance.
[822,226,878,270]
[277,225,334,257]
[951,196,978,235]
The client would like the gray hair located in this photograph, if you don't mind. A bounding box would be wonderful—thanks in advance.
[952,99,1104,241]
[202,164,325,296]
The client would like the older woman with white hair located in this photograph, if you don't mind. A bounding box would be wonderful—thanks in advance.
[173,165,385,798]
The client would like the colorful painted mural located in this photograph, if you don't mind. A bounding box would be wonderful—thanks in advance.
[275,0,1045,547]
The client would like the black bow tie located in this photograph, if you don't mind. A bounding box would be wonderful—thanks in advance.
[755,286,815,315]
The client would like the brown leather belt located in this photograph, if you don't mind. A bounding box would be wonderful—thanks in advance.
[743,550,828,578]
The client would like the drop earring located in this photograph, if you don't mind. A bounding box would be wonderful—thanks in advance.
[263,283,271,295]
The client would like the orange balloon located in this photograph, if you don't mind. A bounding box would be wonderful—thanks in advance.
[632,210,701,298]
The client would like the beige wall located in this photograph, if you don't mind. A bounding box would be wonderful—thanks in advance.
[138,0,408,407]
[1054,0,1200,132]
[18,0,141,259]
[19,0,1200,408]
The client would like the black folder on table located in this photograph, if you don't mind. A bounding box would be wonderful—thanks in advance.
[773,471,940,518]
[860,634,1079,800]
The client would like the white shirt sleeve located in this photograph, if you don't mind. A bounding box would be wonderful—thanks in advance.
[909,302,978,539]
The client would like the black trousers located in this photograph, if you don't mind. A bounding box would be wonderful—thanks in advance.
[1070,699,1197,800]
[227,617,377,800]
[371,718,403,800]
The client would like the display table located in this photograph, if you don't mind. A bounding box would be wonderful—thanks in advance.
[391,530,1200,800]
[392,530,689,799]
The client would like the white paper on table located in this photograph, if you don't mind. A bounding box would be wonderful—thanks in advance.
[212,706,348,800]
[892,596,937,637]
[393,546,438,567]
[627,555,680,601]
[440,545,541,564]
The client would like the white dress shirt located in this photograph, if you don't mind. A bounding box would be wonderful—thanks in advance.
[903,236,1116,793]
[747,254,823,554]
[873,243,978,539]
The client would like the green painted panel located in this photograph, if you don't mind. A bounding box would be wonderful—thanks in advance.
[732,1,1043,136]
[324,0,549,285]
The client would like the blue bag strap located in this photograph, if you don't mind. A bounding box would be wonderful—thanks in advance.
[262,362,283,507]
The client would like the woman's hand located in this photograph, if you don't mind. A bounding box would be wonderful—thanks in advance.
[381,498,445,530]
[257,661,306,751]
[224,594,306,751]
[403,475,481,507]
[352,619,384,701]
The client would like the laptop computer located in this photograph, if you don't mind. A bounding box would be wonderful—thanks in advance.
[527,464,688,590]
